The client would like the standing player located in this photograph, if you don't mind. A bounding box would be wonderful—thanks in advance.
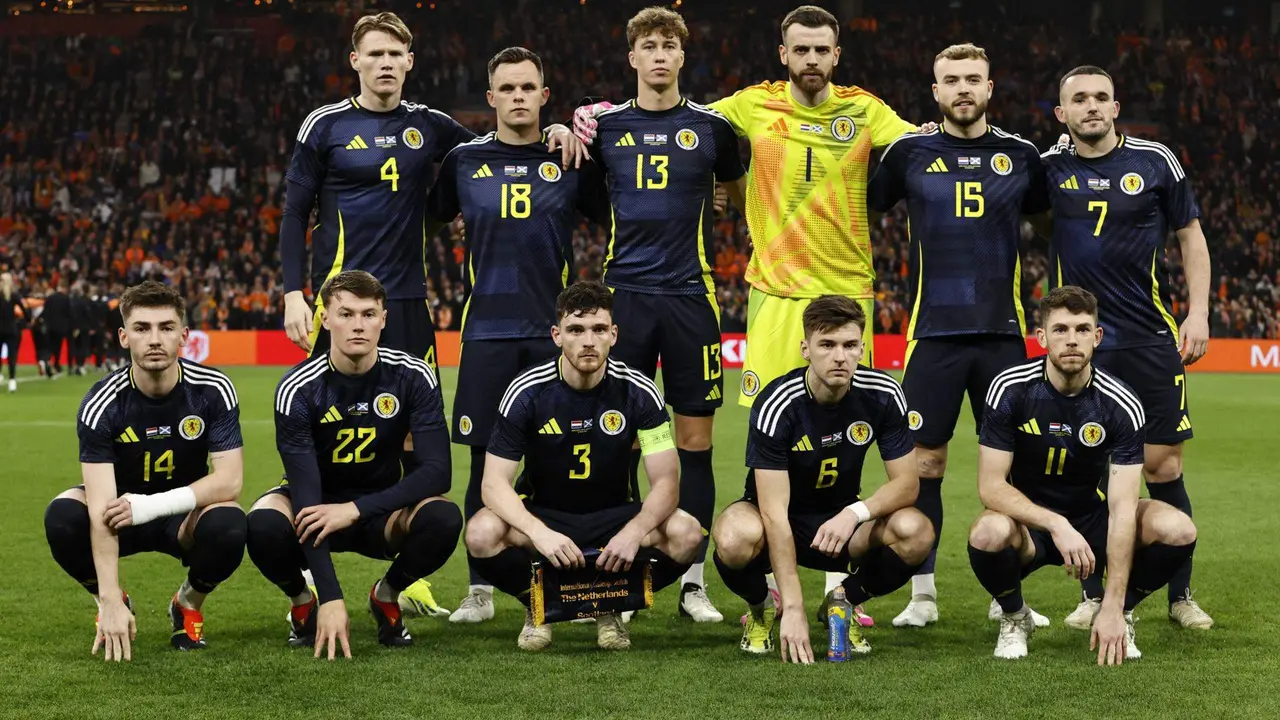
[245,271,461,658]
[968,286,1198,662]
[464,282,703,651]
[582,6,749,622]
[712,296,933,662]
[44,281,246,660]
[425,47,608,623]
[0,272,26,392]
[867,44,1050,628]
[1043,66,1213,630]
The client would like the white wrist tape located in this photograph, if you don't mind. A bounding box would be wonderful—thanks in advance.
[845,501,871,524]
[125,487,197,525]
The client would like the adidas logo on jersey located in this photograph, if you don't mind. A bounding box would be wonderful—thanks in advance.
[791,436,813,452]
[615,133,636,147]
[319,406,343,424]
[705,386,722,401]
[1019,419,1042,435]
[345,135,369,150]
[116,427,140,443]
[1060,175,1080,189]
[538,419,563,435]
[926,158,949,173]
[472,164,493,179]
[1177,415,1192,432]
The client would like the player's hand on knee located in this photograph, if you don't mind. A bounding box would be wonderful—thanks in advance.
[1050,520,1094,579]
[532,528,585,569]
[93,599,135,662]
[598,528,642,573]
[283,292,313,353]
[812,510,859,558]
[779,613,814,665]
[572,102,612,145]
[104,496,135,530]
[296,502,360,547]
[545,125,589,169]
[314,600,351,661]
[1090,607,1126,666]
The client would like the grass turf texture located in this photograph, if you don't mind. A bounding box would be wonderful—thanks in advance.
[1,367,1277,720]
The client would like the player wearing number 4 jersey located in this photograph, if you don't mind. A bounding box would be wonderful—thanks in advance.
[867,44,1049,629]
[1042,66,1213,630]
[246,272,461,658]
[47,282,246,661]
[712,296,932,662]
[968,287,1197,663]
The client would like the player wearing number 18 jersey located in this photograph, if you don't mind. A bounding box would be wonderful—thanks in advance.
[1043,66,1213,629]
[867,44,1048,628]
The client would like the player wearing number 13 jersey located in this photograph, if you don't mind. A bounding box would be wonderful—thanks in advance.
[1042,67,1213,629]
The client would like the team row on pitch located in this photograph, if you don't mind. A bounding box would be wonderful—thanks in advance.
[50,274,1193,665]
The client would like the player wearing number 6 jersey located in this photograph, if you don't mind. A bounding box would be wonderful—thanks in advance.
[1042,66,1213,630]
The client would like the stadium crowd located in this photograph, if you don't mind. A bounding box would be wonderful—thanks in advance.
[1,0,1277,348]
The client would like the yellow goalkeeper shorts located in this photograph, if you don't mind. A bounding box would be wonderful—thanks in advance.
[738,289,874,408]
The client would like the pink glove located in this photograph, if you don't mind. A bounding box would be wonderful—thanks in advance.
[572,102,614,145]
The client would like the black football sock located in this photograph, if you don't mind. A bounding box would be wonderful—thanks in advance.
[184,506,247,594]
[468,547,535,607]
[968,545,1025,613]
[646,548,694,594]
[246,508,308,598]
[464,446,489,587]
[914,476,944,575]
[713,549,770,606]
[677,447,716,565]
[843,543,921,606]
[1125,540,1197,613]
[1147,476,1195,603]
[44,497,99,597]
[384,501,463,593]
[1081,566,1106,601]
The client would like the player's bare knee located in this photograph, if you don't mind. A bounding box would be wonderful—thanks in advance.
[249,491,292,517]
[464,510,508,558]
[712,508,763,567]
[664,510,703,563]
[968,512,1016,552]
[1146,504,1197,547]
[887,508,934,563]
[1143,444,1183,483]
[673,413,713,451]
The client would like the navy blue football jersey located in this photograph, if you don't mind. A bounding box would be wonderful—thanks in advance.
[426,132,607,341]
[1042,135,1200,349]
[274,347,446,502]
[745,366,914,513]
[77,361,242,496]
[588,99,746,295]
[286,98,475,300]
[980,358,1146,519]
[869,126,1049,338]
[488,358,670,514]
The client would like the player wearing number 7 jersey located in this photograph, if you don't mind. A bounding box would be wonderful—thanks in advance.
[1041,66,1213,631]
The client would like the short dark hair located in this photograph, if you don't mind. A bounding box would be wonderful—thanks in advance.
[556,282,613,321]
[319,270,387,308]
[803,295,865,337]
[1041,285,1098,320]
[626,6,689,49]
[120,280,185,323]
[1059,65,1114,91]
[487,46,544,85]
[781,5,840,44]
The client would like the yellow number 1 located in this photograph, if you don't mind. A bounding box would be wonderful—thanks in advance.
[1088,200,1108,236]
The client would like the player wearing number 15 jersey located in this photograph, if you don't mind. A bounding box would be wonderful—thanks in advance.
[867,44,1048,628]
[1042,66,1213,630]
[47,282,246,659]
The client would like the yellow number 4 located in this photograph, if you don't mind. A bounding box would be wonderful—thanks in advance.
[1088,200,1108,236]
[570,443,591,480]
[381,157,400,192]
[816,457,839,489]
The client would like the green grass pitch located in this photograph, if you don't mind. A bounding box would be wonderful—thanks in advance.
[1,367,1277,719]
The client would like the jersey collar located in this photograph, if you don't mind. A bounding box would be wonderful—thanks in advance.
[1040,356,1095,392]
[129,360,183,389]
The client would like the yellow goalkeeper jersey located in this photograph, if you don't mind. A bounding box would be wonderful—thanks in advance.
[711,81,915,299]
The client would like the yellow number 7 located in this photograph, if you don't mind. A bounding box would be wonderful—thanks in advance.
[1088,200,1108,237]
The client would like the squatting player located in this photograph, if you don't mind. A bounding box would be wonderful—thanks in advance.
[969,286,1197,663]
[464,283,703,652]
[713,296,933,662]
[582,6,748,621]
[246,271,461,658]
[1043,66,1213,630]
[425,47,609,623]
[46,281,246,660]
[867,43,1050,628]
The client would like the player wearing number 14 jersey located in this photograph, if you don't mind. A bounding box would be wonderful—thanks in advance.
[1042,66,1213,630]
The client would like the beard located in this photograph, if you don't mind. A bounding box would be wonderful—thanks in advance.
[789,66,831,94]
[1070,115,1113,141]
[939,96,988,128]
